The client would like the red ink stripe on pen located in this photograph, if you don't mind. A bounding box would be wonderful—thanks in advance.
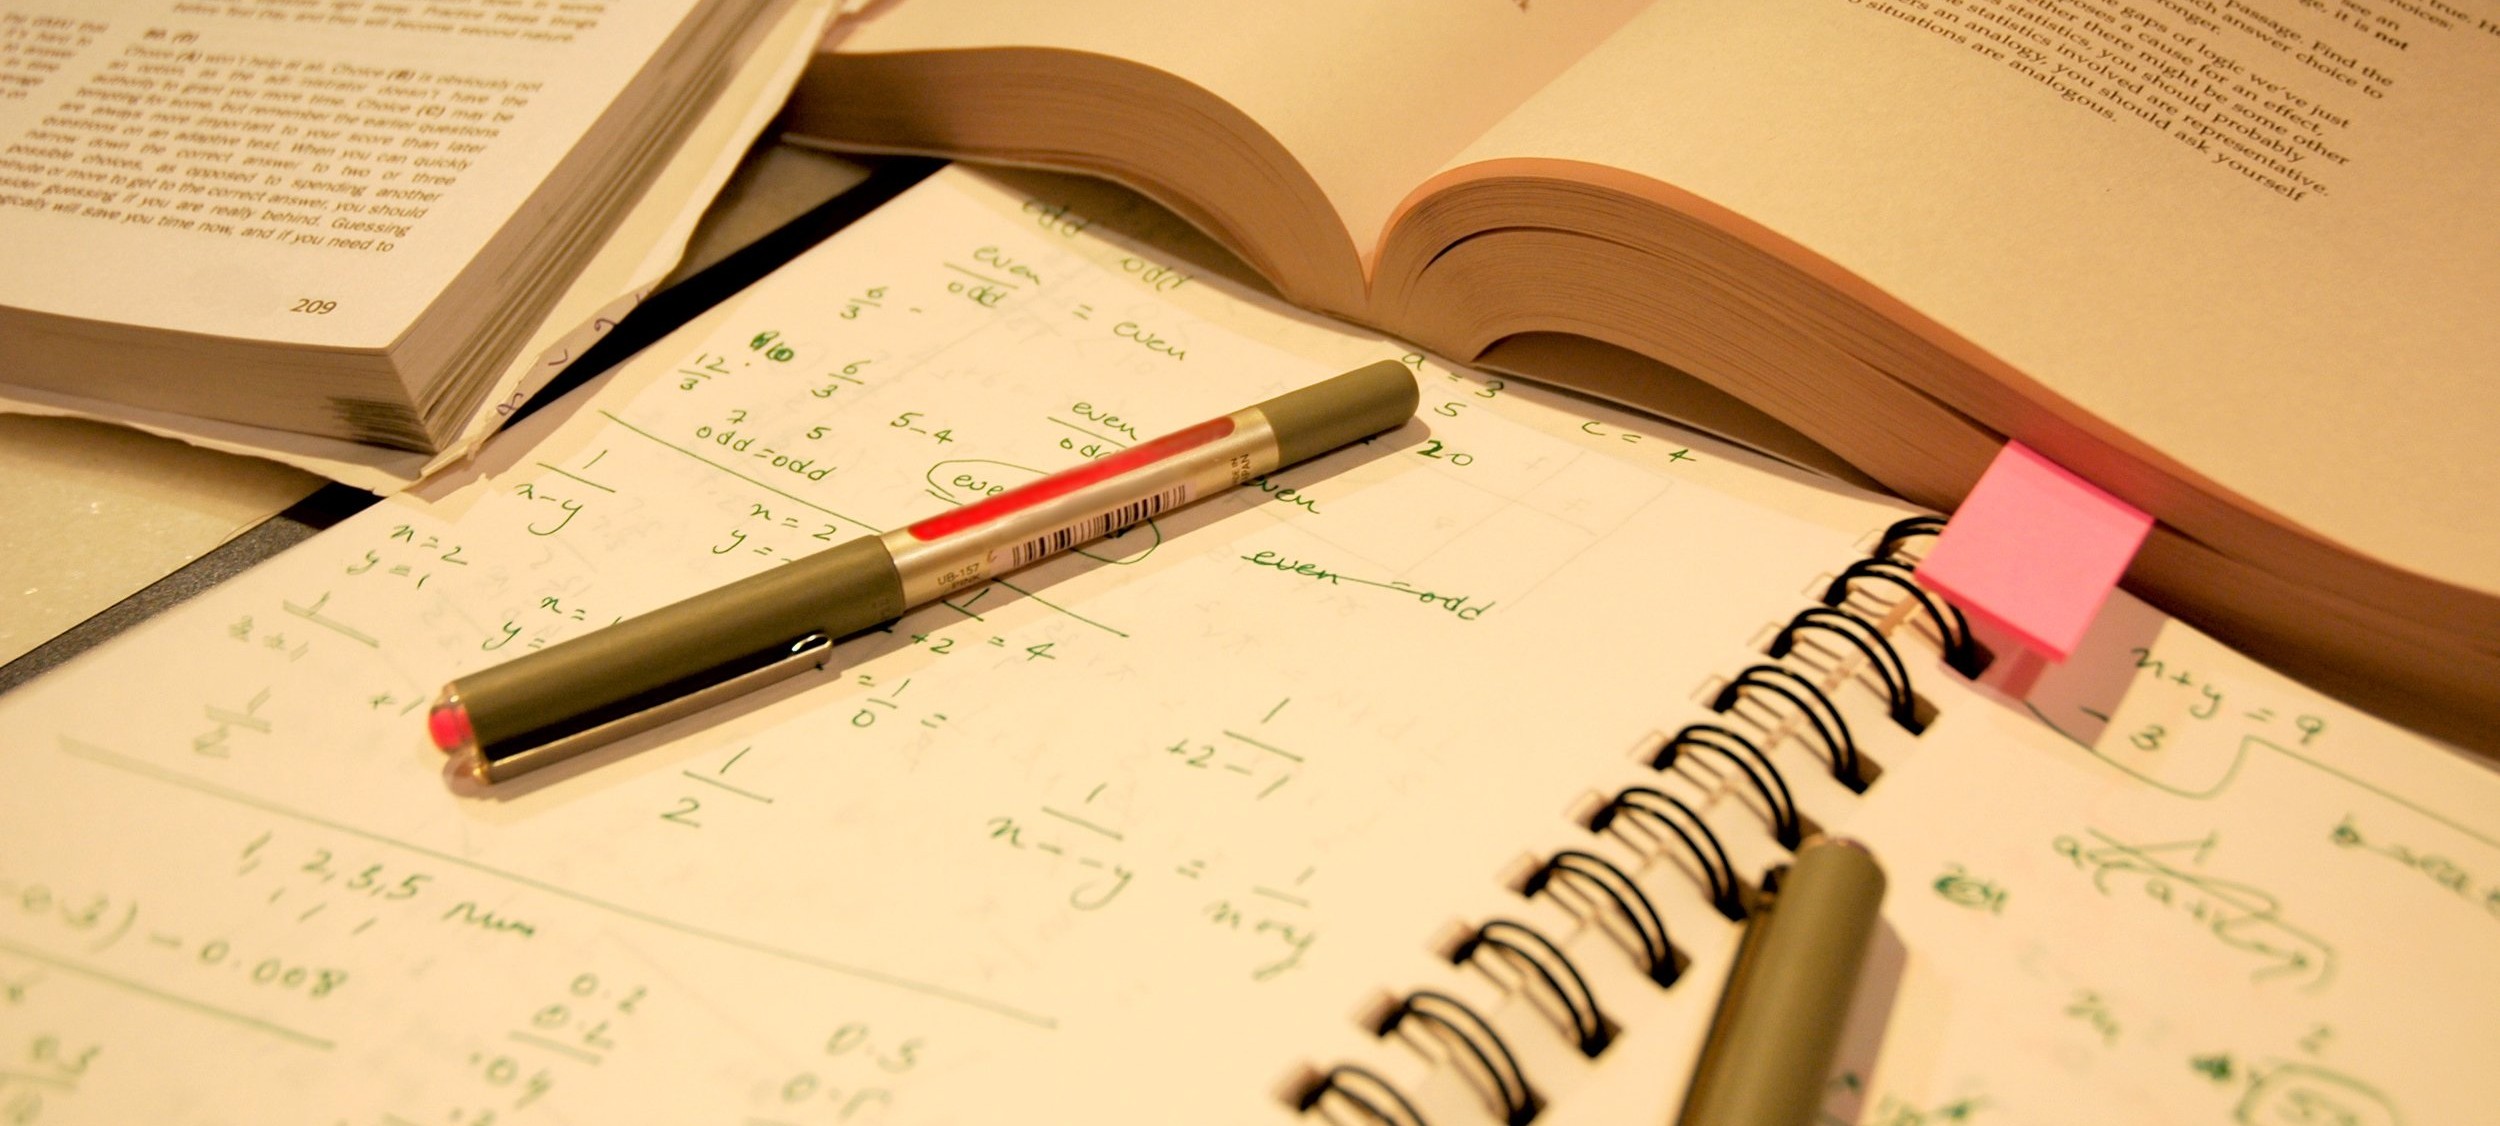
[907,416,1235,541]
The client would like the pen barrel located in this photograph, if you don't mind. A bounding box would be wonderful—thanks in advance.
[450,536,905,754]
[882,410,1279,606]
[1254,359,1418,468]
[882,359,1419,606]
[436,359,1417,782]
[1678,837,1886,1126]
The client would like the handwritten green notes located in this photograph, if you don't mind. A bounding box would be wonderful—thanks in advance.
[1837,593,2500,1126]
[12,162,2495,1125]
[0,167,1879,1122]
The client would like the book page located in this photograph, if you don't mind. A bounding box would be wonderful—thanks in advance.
[0,0,834,490]
[830,0,1652,264]
[0,0,708,348]
[1834,589,2500,1125]
[1435,0,2500,600]
[0,168,1902,1122]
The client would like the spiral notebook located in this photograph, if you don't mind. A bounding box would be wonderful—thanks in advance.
[1,167,2493,1124]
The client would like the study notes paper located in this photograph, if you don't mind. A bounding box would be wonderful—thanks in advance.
[11,163,2499,1126]
[1831,590,2500,1126]
[0,167,1898,1123]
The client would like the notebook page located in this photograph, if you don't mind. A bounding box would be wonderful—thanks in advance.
[1832,591,2500,1126]
[0,167,1892,1123]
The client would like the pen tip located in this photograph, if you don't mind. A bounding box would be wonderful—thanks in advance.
[428,700,473,753]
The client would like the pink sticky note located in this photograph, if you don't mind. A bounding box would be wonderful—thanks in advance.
[1915,443,2152,662]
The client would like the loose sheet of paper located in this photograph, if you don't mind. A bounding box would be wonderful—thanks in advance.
[0,168,1900,1123]
[1831,590,2500,1126]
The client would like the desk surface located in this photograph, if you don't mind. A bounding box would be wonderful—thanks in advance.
[0,405,319,667]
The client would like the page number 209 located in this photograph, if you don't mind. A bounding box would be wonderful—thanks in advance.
[291,298,338,315]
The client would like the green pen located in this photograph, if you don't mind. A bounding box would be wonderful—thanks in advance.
[1677,836,1887,1126]
[427,359,1419,783]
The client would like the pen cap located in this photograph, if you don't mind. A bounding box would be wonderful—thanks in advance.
[1678,836,1886,1126]
[1252,360,1419,469]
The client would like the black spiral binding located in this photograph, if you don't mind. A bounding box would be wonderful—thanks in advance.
[1525,849,1680,986]
[1769,606,1927,734]
[1300,1064,1430,1126]
[1454,919,1612,1057]
[1296,515,1978,1123]
[1379,991,1539,1126]
[1712,663,1869,793]
[1591,786,1748,922]
[1653,724,1802,850]
[1823,558,1988,677]
[1873,514,1947,561]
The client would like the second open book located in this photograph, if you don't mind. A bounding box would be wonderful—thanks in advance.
[781,0,2500,752]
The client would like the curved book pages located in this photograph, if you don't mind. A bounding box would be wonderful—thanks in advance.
[0,0,807,459]
[780,0,2500,754]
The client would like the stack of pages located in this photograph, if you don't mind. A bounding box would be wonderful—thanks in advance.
[0,0,823,480]
[778,0,2500,752]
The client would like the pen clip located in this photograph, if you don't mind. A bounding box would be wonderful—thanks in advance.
[470,632,833,782]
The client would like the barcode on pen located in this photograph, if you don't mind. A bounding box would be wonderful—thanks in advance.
[996,484,1190,570]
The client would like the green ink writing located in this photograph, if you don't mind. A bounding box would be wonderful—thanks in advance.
[1238,551,1492,620]
[2329,813,2500,922]
[1931,863,2007,913]
[440,901,537,939]
[2050,828,2335,989]
[2064,989,2120,1046]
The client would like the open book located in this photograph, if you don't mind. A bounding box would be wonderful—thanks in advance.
[777,0,2500,754]
[0,0,805,459]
